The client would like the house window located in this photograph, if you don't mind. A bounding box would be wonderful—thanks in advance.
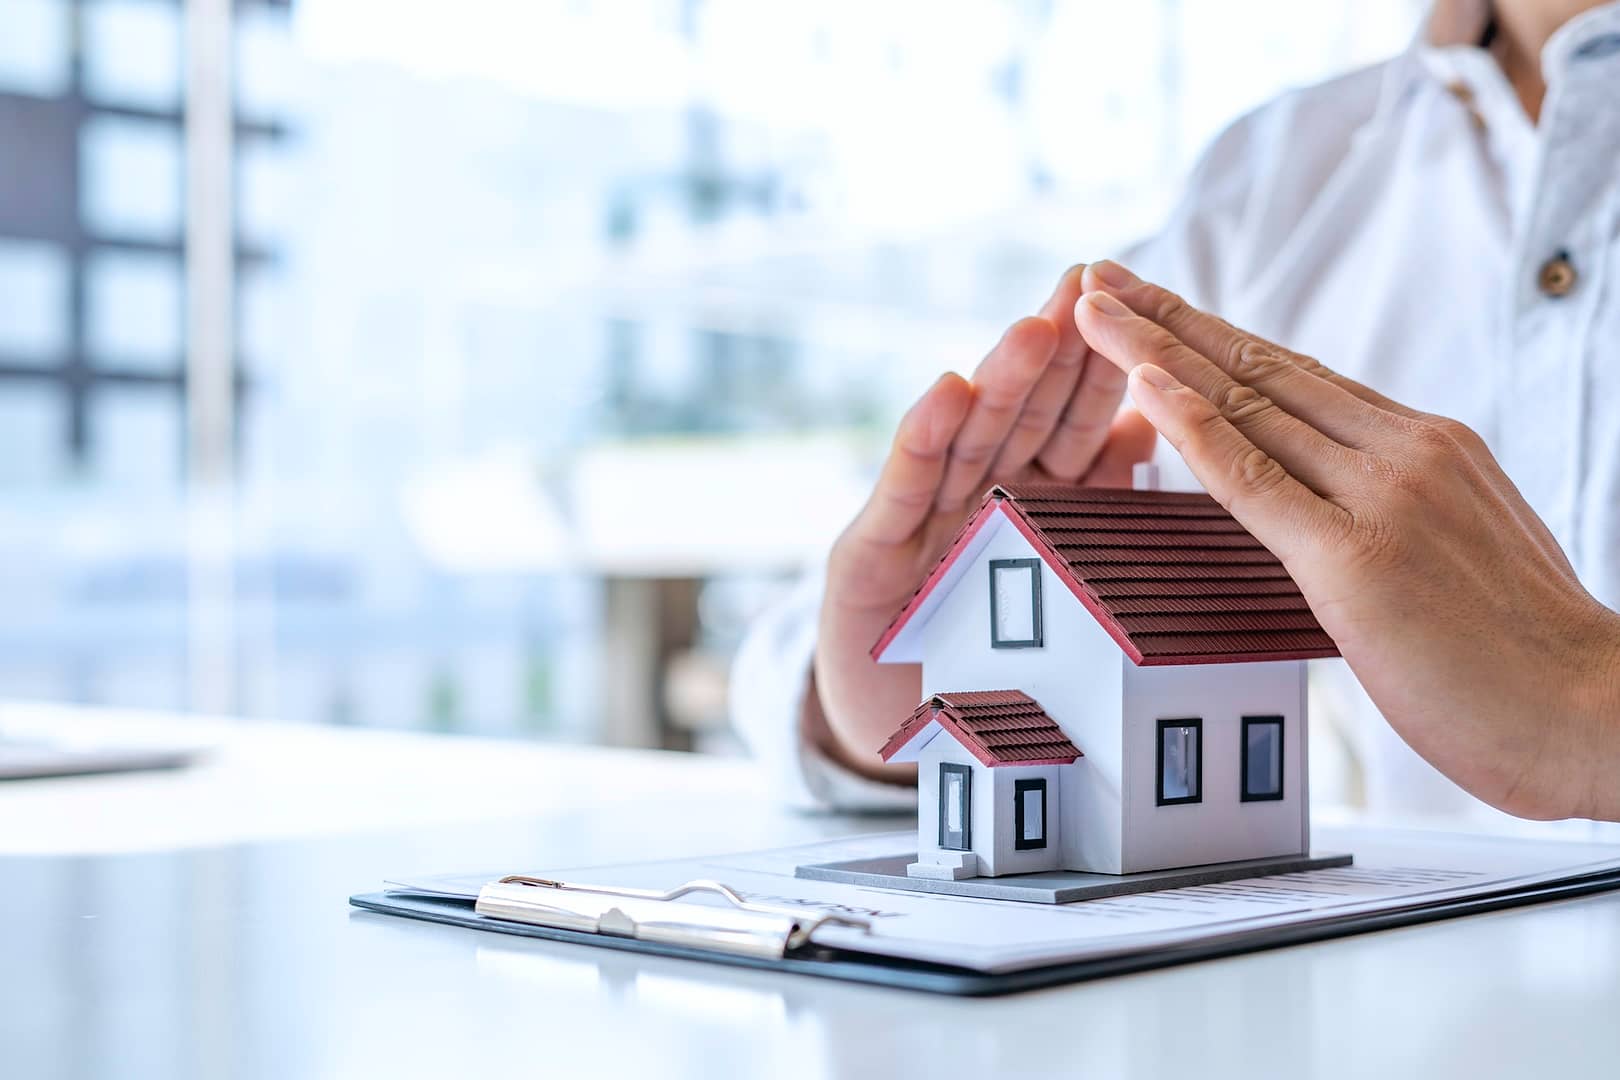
[1156,718,1202,805]
[939,763,972,850]
[1014,778,1048,850]
[989,558,1043,648]
[1242,716,1285,801]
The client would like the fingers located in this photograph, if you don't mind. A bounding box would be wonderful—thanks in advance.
[1085,261,1426,434]
[1080,408,1157,487]
[1075,290,1363,493]
[934,316,1059,509]
[1033,339,1131,481]
[989,265,1092,478]
[1126,364,1351,562]
[850,373,973,548]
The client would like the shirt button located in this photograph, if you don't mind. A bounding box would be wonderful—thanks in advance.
[1538,252,1578,298]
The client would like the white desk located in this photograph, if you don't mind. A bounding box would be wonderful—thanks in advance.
[3,704,1618,1080]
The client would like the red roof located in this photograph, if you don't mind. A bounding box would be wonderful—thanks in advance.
[871,482,1339,666]
[879,690,1081,767]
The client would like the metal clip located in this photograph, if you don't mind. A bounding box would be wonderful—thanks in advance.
[474,875,870,960]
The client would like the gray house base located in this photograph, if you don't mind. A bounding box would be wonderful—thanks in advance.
[796,850,1353,904]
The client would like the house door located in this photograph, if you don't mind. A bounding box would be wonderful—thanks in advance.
[938,763,972,850]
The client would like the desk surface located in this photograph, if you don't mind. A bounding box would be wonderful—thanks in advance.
[4,704,1619,1080]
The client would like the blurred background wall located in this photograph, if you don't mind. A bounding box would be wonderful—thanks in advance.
[0,0,1421,754]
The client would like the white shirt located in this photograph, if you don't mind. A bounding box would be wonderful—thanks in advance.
[730,0,1620,817]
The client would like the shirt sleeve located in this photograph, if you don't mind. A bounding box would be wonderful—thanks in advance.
[728,567,916,813]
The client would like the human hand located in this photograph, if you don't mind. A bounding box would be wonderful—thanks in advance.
[1073,261,1620,821]
[810,265,1158,780]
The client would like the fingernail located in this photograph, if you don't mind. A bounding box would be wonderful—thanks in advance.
[1083,291,1131,318]
[1135,364,1178,391]
[1090,260,1138,288]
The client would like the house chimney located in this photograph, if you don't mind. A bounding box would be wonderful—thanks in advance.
[1131,461,1160,492]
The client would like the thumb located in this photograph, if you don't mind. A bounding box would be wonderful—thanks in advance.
[1080,408,1158,487]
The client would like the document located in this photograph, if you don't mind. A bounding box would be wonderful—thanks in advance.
[385,824,1620,974]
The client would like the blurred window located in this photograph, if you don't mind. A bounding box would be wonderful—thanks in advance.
[0,239,69,362]
[82,0,184,109]
[0,385,65,486]
[86,251,183,371]
[237,6,299,117]
[87,387,181,491]
[0,0,69,96]
[78,117,184,240]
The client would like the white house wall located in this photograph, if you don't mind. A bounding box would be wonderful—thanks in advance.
[1120,658,1309,873]
[917,508,1125,873]
[986,764,1066,876]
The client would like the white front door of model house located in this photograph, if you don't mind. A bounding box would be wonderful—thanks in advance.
[939,763,971,850]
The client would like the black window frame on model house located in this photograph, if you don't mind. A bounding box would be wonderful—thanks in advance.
[1241,715,1285,802]
[938,762,973,850]
[1013,778,1048,850]
[1156,717,1203,806]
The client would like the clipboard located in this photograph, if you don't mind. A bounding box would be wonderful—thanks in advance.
[349,862,1620,997]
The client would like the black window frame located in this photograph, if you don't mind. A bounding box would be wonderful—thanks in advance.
[1013,778,1048,850]
[988,557,1043,648]
[1240,715,1286,802]
[1155,717,1203,806]
[938,762,973,850]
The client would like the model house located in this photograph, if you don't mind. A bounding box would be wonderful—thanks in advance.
[872,475,1340,879]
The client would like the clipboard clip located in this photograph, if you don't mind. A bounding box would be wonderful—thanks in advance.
[474,875,871,960]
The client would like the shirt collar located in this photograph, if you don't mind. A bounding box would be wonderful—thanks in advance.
[1377,1,1620,141]
[1415,0,1620,85]
[1540,0,1620,75]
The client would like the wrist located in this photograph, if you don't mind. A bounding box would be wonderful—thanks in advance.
[1568,604,1620,821]
[803,652,916,787]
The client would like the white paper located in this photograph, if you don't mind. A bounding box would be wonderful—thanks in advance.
[384,824,1620,974]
